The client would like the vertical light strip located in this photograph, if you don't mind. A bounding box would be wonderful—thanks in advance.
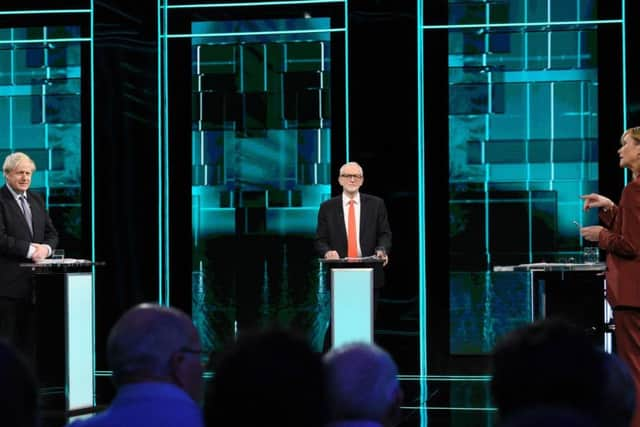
[43,27,50,202]
[579,81,585,226]
[320,42,325,129]
[550,82,554,189]
[90,0,97,402]
[157,0,163,304]
[416,0,428,420]
[621,0,628,185]
[157,0,170,305]
[526,82,532,262]
[484,166,490,264]
[547,0,554,190]
[163,0,171,305]
[483,5,491,267]
[9,29,14,150]
[263,44,268,92]
[344,0,350,159]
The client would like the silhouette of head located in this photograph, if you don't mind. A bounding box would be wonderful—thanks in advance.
[323,341,403,426]
[204,327,327,427]
[107,303,203,402]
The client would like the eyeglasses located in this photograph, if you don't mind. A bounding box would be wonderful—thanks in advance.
[340,174,363,180]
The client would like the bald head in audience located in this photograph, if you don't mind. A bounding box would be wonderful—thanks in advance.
[67,303,204,427]
[323,342,404,427]
[107,303,204,402]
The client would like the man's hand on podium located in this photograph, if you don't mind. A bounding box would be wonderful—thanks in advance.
[30,243,49,261]
[376,249,389,266]
[324,250,340,260]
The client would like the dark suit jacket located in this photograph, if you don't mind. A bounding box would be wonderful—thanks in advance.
[599,177,640,308]
[0,185,58,299]
[314,193,392,288]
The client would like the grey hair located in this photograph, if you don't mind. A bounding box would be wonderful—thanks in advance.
[323,342,400,422]
[107,303,194,386]
[339,162,363,176]
[3,152,36,176]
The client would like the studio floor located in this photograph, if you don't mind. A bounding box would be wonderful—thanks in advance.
[41,376,497,427]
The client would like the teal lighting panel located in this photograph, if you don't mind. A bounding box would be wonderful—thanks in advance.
[192,18,331,240]
[0,26,85,256]
[439,0,617,354]
[189,17,335,353]
[192,18,332,238]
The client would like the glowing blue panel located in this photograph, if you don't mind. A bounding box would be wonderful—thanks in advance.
[192,18,331,44]
[266,207,319,234]
[223,130,297,191]
[66,272,94,411]
[331,268,373,348]
[195,207,236,236]
[189,15,337,354]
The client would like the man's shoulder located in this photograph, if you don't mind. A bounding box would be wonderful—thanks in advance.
[26,189,45,202]
[360,193,384,204]
[320,195,342,207]
[0,185,11,201]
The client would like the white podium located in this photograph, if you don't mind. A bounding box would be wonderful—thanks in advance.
[21,259,102,412]
[321,257,382,349]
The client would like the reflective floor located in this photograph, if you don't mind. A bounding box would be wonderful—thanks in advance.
[398,377,497,427]
[42,377,497,427]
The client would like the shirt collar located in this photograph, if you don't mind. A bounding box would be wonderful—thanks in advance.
[5,184,25,201]
[342,192,360,206]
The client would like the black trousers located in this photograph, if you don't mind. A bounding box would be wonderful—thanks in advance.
[0,297,36,367]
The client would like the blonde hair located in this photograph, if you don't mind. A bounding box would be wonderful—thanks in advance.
[621,127,640,145]
[3,152,36,177]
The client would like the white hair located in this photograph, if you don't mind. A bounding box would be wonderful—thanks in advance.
[3,152,35,176]
[323,342,400,422]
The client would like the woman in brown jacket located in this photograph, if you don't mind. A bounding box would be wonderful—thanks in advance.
[581,126,640,427]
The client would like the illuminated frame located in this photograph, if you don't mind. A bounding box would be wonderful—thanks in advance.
[0,3,96,408]
[158,0,349,303]
[418,0,628,419]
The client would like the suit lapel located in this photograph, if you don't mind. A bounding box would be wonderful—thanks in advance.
[336,198,346,239]
[27,191,40,239]
[359,194,367,239]
[2,186,32,236]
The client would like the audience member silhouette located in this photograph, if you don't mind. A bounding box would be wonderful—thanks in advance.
[67,303,204,427]
[323,341,404,427]
[204,327,327,427]
[490,317,610,426]
[600,351,636,427]
[0,338,39,427]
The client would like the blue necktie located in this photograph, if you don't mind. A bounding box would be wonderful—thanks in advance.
[19,195,33,236]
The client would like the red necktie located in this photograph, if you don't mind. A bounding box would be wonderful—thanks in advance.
[347,200,358,258]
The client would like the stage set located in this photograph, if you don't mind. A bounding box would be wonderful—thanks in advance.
[1,0,639,426]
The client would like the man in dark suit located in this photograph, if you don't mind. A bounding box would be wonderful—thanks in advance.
[315,162,392,350]
[0,152,58,360]
[315,161,392,273]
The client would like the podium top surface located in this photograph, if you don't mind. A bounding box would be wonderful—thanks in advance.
[319,256,383,265]
[493,262,606,272]
[20,259,105,273]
